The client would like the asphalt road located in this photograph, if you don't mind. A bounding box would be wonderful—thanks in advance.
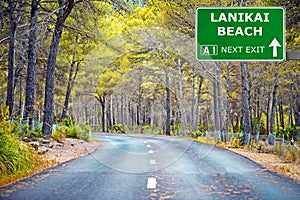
[1,133,300,200]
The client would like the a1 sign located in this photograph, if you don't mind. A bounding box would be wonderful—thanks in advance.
[196,7,285,61]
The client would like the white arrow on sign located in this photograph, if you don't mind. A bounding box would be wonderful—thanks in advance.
[269,38,281,57]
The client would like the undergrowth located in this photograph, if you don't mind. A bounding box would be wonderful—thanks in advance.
[52,120,92,142]
[193,131,300,165]
[0,107,93,186]
[0,105,52,186]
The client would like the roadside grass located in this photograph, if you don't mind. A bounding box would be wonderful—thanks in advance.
[0,105,93,186]
[193,134,300,164]
[193,133,300,181]
[0,126,53,186]
[52,122,92,142]
[0,122,92,187]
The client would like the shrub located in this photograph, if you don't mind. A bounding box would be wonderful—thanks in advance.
[276,125,296,140]
[228,133,244,148]
[113,124,122,133]
[63,117,72,127]
[52,130,63,141]
[67,125,79,139]
[52,124,92,142]
[0,128,48,186]
[77,124,92,141]
[192,130,202,138]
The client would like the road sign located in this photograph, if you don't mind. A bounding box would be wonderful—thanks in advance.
[196,7,285,61]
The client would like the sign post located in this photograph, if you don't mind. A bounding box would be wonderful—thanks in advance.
[196,7,285,61]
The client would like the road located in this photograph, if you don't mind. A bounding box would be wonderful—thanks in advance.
[1,133,300,199]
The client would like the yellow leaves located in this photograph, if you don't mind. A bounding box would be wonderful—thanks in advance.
[126,18,144,27]
[96,69,121,95]
[123,6,161,30]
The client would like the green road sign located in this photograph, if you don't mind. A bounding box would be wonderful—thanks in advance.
[196,7,285,61]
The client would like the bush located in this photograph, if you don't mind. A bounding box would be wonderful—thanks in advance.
[67,125,79,138]
[228,133,244,148]
[52,130,63,141]
[113,124,123,133]
[0,105,51,186]
[52,124,92,142]
[77,124,92,141]
[192,130,202,138]
[63,117,72,127]
[276,125,296,140]
[0,128,48,186]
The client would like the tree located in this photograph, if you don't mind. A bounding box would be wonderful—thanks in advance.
[60,58,81,121]
[24,0,38,121]
[165,66,171,135]
[42,0,76,136]
[6,0,23,116]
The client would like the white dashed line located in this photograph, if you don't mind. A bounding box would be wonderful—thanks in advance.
[149,150,154,154]
[150,160,156,165]
[143,141,147,144]
[147,144,151,148]
[147,178,157,189]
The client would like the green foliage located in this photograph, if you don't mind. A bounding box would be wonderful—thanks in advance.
[192,130,202,138]
[112,124,123,133]
[15,123,43,139]
[229,133,244,148]
[0,130,49,185]
[192,125,208,138]
[63,118,72,127]
[78,125,93,141]
[0,105,15,135]
[276,125,296,140]
[52,130,63,141]
[52,124,92,142]
[0,106,48,185]
[0,129,31,174]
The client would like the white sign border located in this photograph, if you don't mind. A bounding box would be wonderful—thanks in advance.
[195,7,286,62]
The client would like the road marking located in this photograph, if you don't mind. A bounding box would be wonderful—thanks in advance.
[150,159,156,165]
[147,178,157,189]
[149,150,154,154]
[147,144,151,148]
[143,141,147,144]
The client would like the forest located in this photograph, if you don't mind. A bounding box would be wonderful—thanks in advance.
[0,0,299,140]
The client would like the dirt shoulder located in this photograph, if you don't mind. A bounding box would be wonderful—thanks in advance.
[228,148,300,183]
[41,138,103,166]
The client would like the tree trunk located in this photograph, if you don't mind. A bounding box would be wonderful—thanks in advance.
[121,92,125,133]
[42,0,75,136]
[110,94,114,129]
[256,84,266,135]
[24,0,38,120]
[61,59,80,121]
[213,80,219,131]
[294,92,300,138]
[98,95,107,132]
[193,75,203,132]
[225,64,230,133]
[18,76,22,116]
[238,0,251,143]
[191,65,195,131]
[289,83,294,126]
[85,106,88,125]
[177,58,186,133]
[241,62,252,142]
[165,67,171,135]
[278,95,284,128]
[269,75,279,134]
[6,0,23,116]
[14,40,26,92]
[216,63,224,133]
